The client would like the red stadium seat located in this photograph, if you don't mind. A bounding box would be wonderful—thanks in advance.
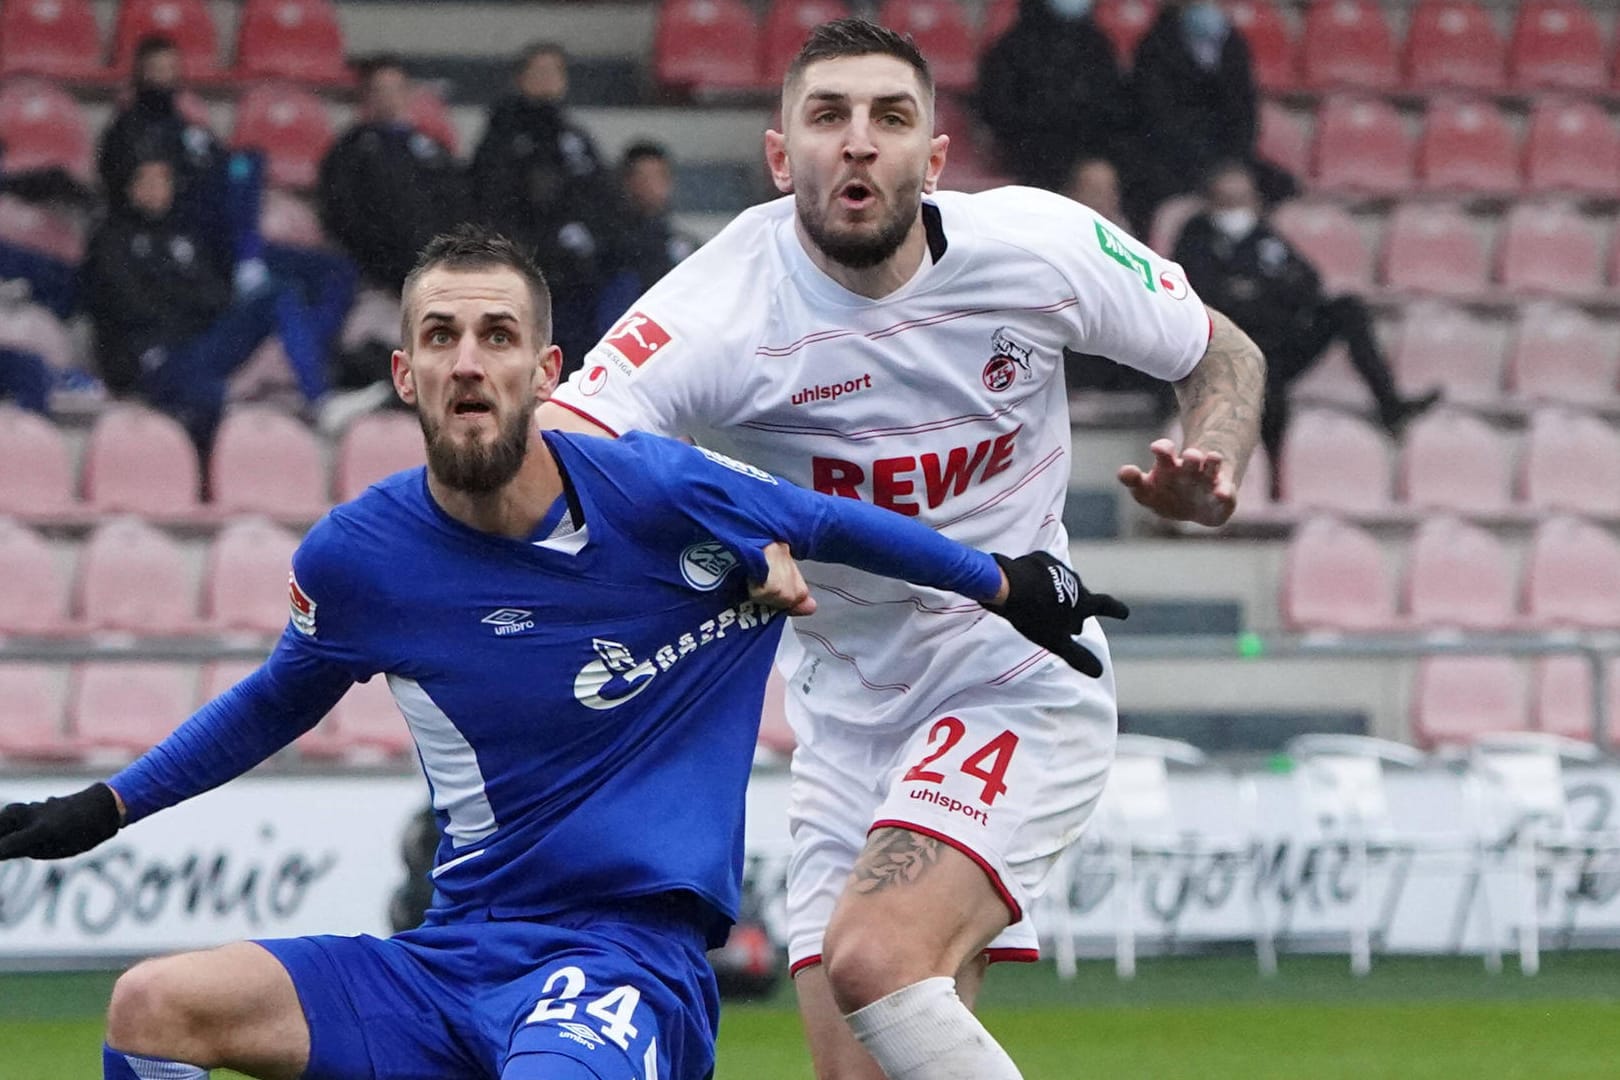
[932,92,1012,193]
[1519,408,1620,517]
[1270,199,1371,292]
[979,0,1017,50]
[71,662,195,756]
[76,517,198,635]
[1258,100,1308,178]
[655,0,761,94]
[1390,302,1504,403]
[1398,407,1513,513]
[204,517,300,635]
[1301,0,1398,91]
[81,405,201,516]
[1226,0,1296,92]
[1523,98,1620,198]
[0,193,85,262]
[1412,656,1530,746]
[198,659,261,703]
[1416,97,1518,196]
[0,79,93,182]
[1093,0,1159,65]
[1280,515,1399,631]
[328,675,412,758]
[0,0,107,82]
[878,0,976,91]
[1505,303,1620,405]
[1402,0,1505,92]
[0,404,74,517]
[259,188,327,249]
[1508,0,1606,92]
[230,83,335,191]
[1533,656,1620,743]
[1311,97,1412,197]
[233,0,351,86]
[211,407,329,519]
[1494,202,1604,298]
[762,0,849,84]
[335,411,427,502]
[111,0,224,83]
[407,84,459,156]
[0,517,68,635]
[1521,515,1620,628]
[1380,203,1489,300]
[0,663,73,760]
[1403,515,1516,630]
[1278,408,1393,513]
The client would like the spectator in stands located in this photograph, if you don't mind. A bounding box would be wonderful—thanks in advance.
[976,0,1132,191]
[319,54,465,292]
[1062,156,1127,228]
[603,141,697,308]
[471,42,615,374]
[1173,161,1437,492]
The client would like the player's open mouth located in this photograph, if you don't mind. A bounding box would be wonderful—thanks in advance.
[452,400,493,417]
[838,181,874,210]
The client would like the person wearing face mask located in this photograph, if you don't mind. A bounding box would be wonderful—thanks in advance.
[976,0,1133,190]
[1173,161,1438,492]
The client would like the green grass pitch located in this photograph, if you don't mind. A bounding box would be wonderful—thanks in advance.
[4,954,1618,1078]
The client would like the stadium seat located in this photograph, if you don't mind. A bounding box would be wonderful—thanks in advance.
[1522,98,1620,198]
[1494,202,1604,298]
[1270,200,1371,292]
[1380,203,1489,300]
[407,84,459,156]
[1093,0,1158,65]
[233,0,351,86]
[0,517,68,635]
[1532,656,1620,743]
[1519,407,1620,517]
[111,0,224,82]
[81,405,201,516]
[1507,0,1606,92]
[0,663,74,760]
[0,404,74,517]
[230,83,335,192]
[1226,0,1296,92]
[198,658,261,703]
[1277,409,1393,513]
[259,188,327,249]
[1505,303,1620,405]
[204,518,300,635]
[70,662,196,755]
[210,407,329,519]
[1147,193,1202,256]
[1279,515,1399,631]
[76,517,198,635]
[762,0,849,83]
[1402,0,1505,91]
[1397,407,1514,513]
[0,0,107,82]
[0,193,85,262]
[335,411,426,502]
[328,675,412,758]
[1257,100,1308,178]
[1411,656,1530,746]
[654,0,761,94]
[1311,97,1412,196]
[877,0,976,90]
[1403,515,1517,630]
[1301,0,1399,91]
[1416,97,1519,196]
[1521,515,1620,628]
[1390,302,1504,403]
[0,79,94,182]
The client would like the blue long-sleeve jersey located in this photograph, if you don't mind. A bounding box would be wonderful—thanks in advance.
[111,430,1001,941]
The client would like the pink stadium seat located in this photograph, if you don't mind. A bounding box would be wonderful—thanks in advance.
[1148,193,1202,256]
[1533,656,1620,743]
[407,84,459,156]
[1519,408,1620,517]
[655,0,761,93]
[76,517,198,635]
[0,404,74,517]
[0,663,74,760]
[1508,0,1606,92]
[762,0,849,83]
[757,668,796,755]
[0,517,68,635]
[210,407,329,519]
[1390,302,1504,403]
[1280,515,1398,631]
[932,93,1011,193]
[1412,656,1530,746]
[1258,100,1308,178]
[81,405,201,516]
[1494,202,1604,298]
[1380,203,1489,300]
[0,194,85,262]
[0,79,93,182]
[1403,516,1516,630]
[111,0,224,82]
[1227,0,1296,92]
[1278,408,1393,513]
[1523,98,1620,198]
[1416,97,1518,196]
[204,518,300,634]
[198,659,261,703]
[878,0,976,91]
[259,188,327,249]
[335,411,427,502]
[71,662,194,755]
[1505,303,1620,405]
[230,84,335,192]
[1269,200,1371,293]
[1402,0,1505,91]
[0,0,107,82]
[979,0,1016,49]
[1312,97,1412,197]
[1521,515,1620,628]
[1093,0,1158,64]
[1397,407,1513,512]
[1301,0,1398,91]
[328,675,412,758]
[233,0,351,86]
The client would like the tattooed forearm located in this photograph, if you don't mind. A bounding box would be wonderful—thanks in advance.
[1173,307,1266,483]
[850,827,945,895]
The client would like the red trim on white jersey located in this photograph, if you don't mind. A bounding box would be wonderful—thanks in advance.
[550,400,618,436]
[739,402,1024,442]
[756,298,1082,359]
[987,648,1051,687]
[869,818,1023,923]
[796,629,913,694]
[790,954,823,977]
[935,446,1067,529]
[809,582,984,616]
[789,947,1039,977]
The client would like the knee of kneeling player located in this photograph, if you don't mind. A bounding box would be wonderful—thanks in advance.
[106,961,211,1059]
[821,927,936,1014]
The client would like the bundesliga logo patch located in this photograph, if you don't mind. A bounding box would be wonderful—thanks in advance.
[602,311,671,368]
[288,572,317,636]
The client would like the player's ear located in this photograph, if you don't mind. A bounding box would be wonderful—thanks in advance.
[391,349,416,405]
[923,132,949,195]
[535,343,562,401]
[765,129,793,194]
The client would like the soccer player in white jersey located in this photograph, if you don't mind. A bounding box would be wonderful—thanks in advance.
[540,19,1265,1080]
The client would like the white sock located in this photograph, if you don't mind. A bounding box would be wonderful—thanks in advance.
[844,976,1023,1080]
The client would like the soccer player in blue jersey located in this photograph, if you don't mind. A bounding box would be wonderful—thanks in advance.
[0,227,1127,1080]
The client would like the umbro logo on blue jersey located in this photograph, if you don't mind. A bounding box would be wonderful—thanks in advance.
[482,608,536,636]
[555,1021,605,1050]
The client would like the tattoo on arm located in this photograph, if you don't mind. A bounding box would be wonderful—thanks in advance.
[850,827,944,895]
[1174,307,1266,483]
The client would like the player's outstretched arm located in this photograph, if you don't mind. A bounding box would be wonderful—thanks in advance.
[1119,307,1265,527]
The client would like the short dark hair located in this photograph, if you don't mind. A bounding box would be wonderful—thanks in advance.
[355,52,408,83]
[783,18,933,109]
[518,40,568,72]
[1201,158,1254,194]
[401,225,552,347]
[620,140,669,172]
[134,34,178,68]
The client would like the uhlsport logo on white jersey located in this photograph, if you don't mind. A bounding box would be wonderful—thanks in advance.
[572,601,782,710]
[680,541,739,591]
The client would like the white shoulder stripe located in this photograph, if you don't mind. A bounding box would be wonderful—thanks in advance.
[388,674,498,847]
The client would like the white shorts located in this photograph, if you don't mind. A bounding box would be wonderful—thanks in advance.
[783,657,1117,973]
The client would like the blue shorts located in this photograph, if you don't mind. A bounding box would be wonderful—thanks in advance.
[255,900,720,1080]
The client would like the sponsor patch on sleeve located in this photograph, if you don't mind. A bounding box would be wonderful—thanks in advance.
[289,571,317,636]
[601,311,672,368]
[1093,220,1155,293]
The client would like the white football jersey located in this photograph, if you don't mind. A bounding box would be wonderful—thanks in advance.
[553,186,1209,729]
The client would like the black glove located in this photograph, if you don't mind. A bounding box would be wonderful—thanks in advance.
[984,552,1130,678]
[0,783,122,860]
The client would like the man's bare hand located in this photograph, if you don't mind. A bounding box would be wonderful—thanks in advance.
[749,541,816,615]
[1118,438,1237,527]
